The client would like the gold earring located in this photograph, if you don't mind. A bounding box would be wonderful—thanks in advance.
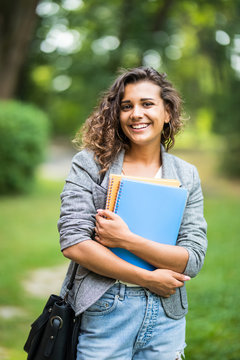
[162,122,172,140]
[116,126,125,142]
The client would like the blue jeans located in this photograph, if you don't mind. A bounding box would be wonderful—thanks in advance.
[76,283,186,360]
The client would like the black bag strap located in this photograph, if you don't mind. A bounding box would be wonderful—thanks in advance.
[64,262,78,301]
[67,262,78,291]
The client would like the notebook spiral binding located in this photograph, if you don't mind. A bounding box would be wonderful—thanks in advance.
[106,177,114,210]
[114,181,124,213]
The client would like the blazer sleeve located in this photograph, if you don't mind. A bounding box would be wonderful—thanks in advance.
[57,151,102,251]
[177,166,207,278]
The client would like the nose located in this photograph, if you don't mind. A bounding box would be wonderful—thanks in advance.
[130,105,143,120]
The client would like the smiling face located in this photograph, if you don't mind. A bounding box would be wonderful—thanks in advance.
[119,81,170,149]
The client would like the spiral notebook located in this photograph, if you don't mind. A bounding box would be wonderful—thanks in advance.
[106,173,180,212]
[110,178,187,270]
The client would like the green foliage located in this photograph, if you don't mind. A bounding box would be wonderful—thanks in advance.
[16,0,240,177]
[20,0,240,137]
[1,0,239,177]
[0,101,49,194]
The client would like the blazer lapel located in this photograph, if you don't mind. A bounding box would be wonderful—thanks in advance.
[161,145,179,181]
[100,150,125,189]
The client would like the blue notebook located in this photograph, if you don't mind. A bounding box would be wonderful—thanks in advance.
[110,179,187,270]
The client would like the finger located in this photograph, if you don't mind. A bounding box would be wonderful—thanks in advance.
[96,213,107,221]
[163,294,170,298]
[95,215,105,227]
[172,272,191,282]
[96,214,115,228]
[97,209,116,219]
[95,234,103,243]
[174,280,185,288]
[95,214,99,224]
[95,214,102,223]
[96,212,108,224]
[95,222,101,231]
[96,236,106,246]
[164,289,176,297]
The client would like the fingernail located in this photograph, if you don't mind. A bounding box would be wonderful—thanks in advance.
[184,276,191,281]
[97,209,103,212]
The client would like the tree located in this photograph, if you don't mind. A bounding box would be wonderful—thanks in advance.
[1,0,240,175]
[21,1,239,136]
[0,0,39,98]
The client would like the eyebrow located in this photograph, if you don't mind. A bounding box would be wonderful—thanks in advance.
[121,98,155,104]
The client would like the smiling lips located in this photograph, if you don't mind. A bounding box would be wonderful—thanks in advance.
[129,123,150,130]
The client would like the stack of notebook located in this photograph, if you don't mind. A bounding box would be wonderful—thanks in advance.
[105,174,187,270]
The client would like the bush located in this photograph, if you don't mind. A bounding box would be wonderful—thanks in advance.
[0,101,49,194]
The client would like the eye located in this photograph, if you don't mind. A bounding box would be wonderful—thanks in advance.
[121,104,132,111]
[143,102,154,107]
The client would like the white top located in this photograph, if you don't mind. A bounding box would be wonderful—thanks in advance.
[154,166,162,179]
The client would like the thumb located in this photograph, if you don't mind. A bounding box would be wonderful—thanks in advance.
[97,209,116,219]
[173,272,191,282]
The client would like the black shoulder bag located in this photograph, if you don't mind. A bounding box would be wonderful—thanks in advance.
[24,263,81,360]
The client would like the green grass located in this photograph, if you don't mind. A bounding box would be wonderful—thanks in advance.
[0,178,67,358]
[0,176,240,359]
[185,196,240,359]
[0,178,65,303]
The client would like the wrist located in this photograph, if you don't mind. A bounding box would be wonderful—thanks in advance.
[133,268,152,288]
[117,229,135,249]
[125,232,145,252]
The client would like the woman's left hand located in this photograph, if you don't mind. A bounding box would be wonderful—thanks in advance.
[95,209,131,248]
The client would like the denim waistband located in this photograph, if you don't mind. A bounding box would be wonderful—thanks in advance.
[107,282,147,298]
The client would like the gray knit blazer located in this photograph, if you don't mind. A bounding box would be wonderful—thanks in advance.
[58,147,207,319]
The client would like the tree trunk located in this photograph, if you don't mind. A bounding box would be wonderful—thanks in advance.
[0,0,39,99]
[152,0,175,32]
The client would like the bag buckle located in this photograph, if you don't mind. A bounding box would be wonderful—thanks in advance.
[50,315,63,329]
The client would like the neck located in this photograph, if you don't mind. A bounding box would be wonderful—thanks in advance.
[125,143,162,167]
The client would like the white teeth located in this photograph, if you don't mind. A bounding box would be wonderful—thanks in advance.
[131,124,149,129]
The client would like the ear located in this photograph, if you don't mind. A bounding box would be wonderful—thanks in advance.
[164,105,171,124]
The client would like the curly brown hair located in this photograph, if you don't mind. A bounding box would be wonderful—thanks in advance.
[74,67,183,173]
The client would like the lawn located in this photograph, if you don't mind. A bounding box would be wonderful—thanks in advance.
[0,178,66,360]
[185,195,240,359]
[0,157,240,359]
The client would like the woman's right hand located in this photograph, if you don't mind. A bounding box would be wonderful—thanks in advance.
[142,269,191,298]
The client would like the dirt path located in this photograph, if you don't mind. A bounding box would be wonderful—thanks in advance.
[0,263,68,321]
[39,138,77,180]
[22,263,68,298]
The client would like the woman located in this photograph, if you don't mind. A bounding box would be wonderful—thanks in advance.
[58,67,207,360]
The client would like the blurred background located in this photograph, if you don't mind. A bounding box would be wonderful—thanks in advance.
[0,0,240,359]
